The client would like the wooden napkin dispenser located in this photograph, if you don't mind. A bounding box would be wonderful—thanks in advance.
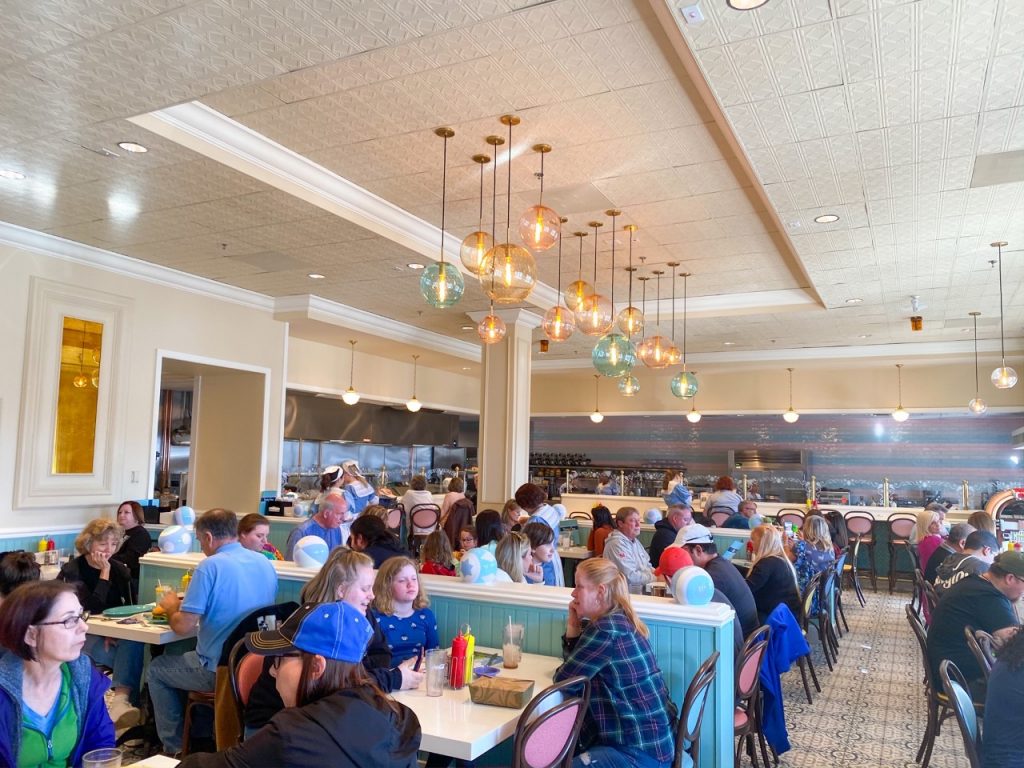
[468,676,535,708]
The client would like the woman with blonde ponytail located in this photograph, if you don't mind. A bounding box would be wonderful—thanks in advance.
[553,558,674,768]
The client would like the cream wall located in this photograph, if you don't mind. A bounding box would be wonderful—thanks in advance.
[0,240,288,532]
[287,336,479,413]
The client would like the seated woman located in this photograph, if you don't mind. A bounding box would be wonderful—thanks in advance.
[372,557,439,665]
[502,498,524,533]
[0,581,115,767]
[440,490,474,553]
[494,532,536,584]
[746,524,801,623]
[662,470,692,508]
[237,513,284,561]
[440,476,466,520]
[789,515,836,608]
[244,549,424,734]
[705,475,743,515]
[474,510,504,554]
[419,531,455,577]
[554,558,675,768]
[110,500,152,599]
[58,518,143,729]
[350,515,410,569]
[586,505,614,557]
[180,601,421,767]
[914,507,944,570]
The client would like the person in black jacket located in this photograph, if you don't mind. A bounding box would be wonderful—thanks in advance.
[243,549,423,734]
[111,500,152,601]
[58,518,143,729]
[350,514,411,569]
[180,600,421,768]
[746,524,801,623]
[648,505,693,569]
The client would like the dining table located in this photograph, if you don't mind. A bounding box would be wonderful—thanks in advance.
[87,612,196,645]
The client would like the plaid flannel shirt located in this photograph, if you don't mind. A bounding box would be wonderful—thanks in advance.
[555,610,675,764]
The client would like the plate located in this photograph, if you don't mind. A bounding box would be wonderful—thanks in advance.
[102,603,155,618]
[147,613,169,625]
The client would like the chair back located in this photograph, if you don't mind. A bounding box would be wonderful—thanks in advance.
[410,503,441,530]
[821,566,839,628]
[778,510,805,529]
[922,581,939,622]
[227,637,265,740]
[386,505,404,532]
[799,571,825,629]
[964,627,993,680]
[568,511,590,520]
[710,510,732,527]
[974,630,997,670]
[735,625,771,702]
[513,675,591,768]
[939,659,982,768]
[887,512,917,540]
[843,511,874,538]
[905,603,937,691]
[674,650,720,768]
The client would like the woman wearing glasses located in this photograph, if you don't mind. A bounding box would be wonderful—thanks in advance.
[0,580,115,767]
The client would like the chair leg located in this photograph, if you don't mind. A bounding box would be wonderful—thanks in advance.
[917,694,940,768]
[850,566,867,606]
[865,541,878,592]
[181,701,193,757]
[888,544,897,593]
[837,593,850,633]
[816,621,834,671]
[797,656,813,704]
[802,651,821,693]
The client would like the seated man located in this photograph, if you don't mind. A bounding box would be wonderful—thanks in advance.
[285,492,349,559]
[649,505,693,569]
[603,506,653,593]
[677,524,759,639]
[149,508,278,756]
[924,522,974,583]
[721,500,762,531]
[927,550,1024,700]
[934,529,998,596]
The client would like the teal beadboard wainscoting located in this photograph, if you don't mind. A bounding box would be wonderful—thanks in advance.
[0,530,78,554]
[140,554,735,768]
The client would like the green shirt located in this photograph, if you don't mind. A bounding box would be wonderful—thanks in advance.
[19,664,78,768]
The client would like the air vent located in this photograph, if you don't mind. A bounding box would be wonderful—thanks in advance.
[728,449,807,471]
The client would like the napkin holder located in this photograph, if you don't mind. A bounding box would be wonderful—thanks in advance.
[468,676,535,708]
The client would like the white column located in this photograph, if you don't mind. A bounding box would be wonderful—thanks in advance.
[468,309,542,509]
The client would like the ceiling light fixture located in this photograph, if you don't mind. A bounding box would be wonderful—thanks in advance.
[990,241,1018,389]
[618,374,640,397]
[407,262,425,270]
[478,136,507,344]
[686,373,702,423]
[617,224,644,337]
[565,230,592,313]
[671,270,698,398]
[578,221,613,336]
[460,152,492,276]
[593,210,637,378]
[891,364,910,422]
[420,127,465,309]
[589,374,604,423]
[814,213,839,223]
[638,270,671,369]
[117,141,148,153]
[307,273,325,280]
[406,355,422,412]
[519,143,560,251]
[968,311,987,415]
[783,367,800,423]
[723,341,736,346]
[342,340,360,405]
[0,169,26,180]
[460,325,474,331]
[543,216,575,343]
[845,297,863,304]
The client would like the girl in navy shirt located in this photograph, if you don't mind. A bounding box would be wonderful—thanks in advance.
[372,557,439,665]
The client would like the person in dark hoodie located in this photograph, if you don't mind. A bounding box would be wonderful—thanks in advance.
[349,515,410,569]
[648,505,693,569]
[180,600,421,768]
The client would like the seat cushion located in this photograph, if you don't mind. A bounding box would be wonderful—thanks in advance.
[734,709,749,728]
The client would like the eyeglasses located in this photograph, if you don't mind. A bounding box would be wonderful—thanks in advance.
[271,652,301,670]
[35,612,90,629]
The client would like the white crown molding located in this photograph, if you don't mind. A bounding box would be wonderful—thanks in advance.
[467,307,544,330]
[0,220,274,311]
[275,294,481,362]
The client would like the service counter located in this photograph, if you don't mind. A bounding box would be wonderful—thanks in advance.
[139,551,736,768]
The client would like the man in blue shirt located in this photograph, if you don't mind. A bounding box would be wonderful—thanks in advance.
[722,499,763,530]
[285,493,349,559]
[149,508,278,755]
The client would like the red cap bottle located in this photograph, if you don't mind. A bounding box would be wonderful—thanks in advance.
[449,632,467,689]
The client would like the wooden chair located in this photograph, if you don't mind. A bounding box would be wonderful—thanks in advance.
[799,571,833,671]
[734,625,773,768]
[227,638,266,744]
[408,503,441,555]
[939,660,982,768]
[887,512,917,593]
[905,604,957,768]
[777,509,805,530]
[675,650,720,768]
[843,536,867,606]
[710,509,732,527]
[843,511,877,592]
[568,511,590,520]
[964,627,993,681]
[512,675,591,768]
[974,630,997,672]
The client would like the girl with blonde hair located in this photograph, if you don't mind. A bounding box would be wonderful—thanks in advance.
[553,558,674,767]
[372,556,439,665]
[747,524,800,622]
[914,507,944,568]
[790,514,836,599]
[495,532,534,584]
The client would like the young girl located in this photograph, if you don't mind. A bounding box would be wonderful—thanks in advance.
[420,530,456,576]
[458,525,478,555]
[372,557,439,665]
[523,521,556,585]
[494,532,535,584]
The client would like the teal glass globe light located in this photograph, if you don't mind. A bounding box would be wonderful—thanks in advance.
[670,370,698,399]
[618,375,640,397]
[592,333,636,378]
[420,262,464,308]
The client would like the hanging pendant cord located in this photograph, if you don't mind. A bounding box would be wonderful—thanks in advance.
[997,243,1007,366]
[973,314,981,395]
[439,134,447,264]
[682,274,688,365]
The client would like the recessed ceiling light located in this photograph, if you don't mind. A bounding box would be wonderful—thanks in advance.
[814,214,840,224]
[858,334,870,339]
[461,367,471,371]
[723,341,736,346]
[407,262,425,270]
[0,169,25,180]
[307,273,325,280]
[117,141,148,153]
[460,325,474,331]
[845,297,863,304]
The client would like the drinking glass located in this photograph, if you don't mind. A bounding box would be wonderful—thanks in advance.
[425,648,448,697]
[502,623,524,669]
[82,748,122,768]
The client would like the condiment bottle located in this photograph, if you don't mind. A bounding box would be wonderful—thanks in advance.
[449,633,467,689]
[462,624,475,684]
[37,537,47,552]
[46,538,55,551]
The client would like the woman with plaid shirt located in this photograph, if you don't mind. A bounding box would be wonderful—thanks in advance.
[554,558,675,768]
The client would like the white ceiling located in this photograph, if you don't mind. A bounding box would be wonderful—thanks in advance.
[0,0,1020,369]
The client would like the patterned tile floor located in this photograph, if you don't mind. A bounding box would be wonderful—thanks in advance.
[771,587,969,768]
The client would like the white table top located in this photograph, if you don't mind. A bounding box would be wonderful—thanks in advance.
[557,546,593,561]
[128,756,179,767]
[87,614,195,645]
[393,650,560,760]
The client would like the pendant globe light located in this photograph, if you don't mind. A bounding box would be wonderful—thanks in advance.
[782,367,799,423]
[342,339,360,405]
[891,364,909,422]
[637,270,671,368]
[477,138,507,344]
[406,355,422,412]
[968,311,988,414]
[589,374,604,423]
[617,224,644,337]
[518,144,560,251]
[542,216,575,342]
[420,127,465,309]
[459,152,492,276]
[619,375,640,396]
[72,347,89,388]
[686,374,702,423]
[592,210,637,377]
[578,221,613,336]
[670,271,698,398]
[479,115,536,304]
[664,263,682,366]
[564,231,592,312]
[990,241,1018,389]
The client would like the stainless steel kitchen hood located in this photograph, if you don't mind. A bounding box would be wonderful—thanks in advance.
[728,449,808,472]
[284,390,458,445]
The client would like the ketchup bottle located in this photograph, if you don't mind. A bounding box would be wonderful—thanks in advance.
[449,632,467,689]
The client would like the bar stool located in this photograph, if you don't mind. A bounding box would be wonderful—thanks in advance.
[843,511,877,592]
[887,512,917,593]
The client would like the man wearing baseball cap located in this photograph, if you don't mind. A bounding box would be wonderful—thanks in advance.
[927,549,1024,701]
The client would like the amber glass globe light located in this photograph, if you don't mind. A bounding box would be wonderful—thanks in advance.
[578,293,614,336]
[460,230,492,276]
[638,335,672,369]
[564,231,591,311]
[617,305,644,337]
[518,144,560,251]
[542,305,574,342]
[477,312,507,344]
[479,242,536,304]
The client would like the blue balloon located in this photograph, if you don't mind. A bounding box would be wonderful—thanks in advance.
[293,535,330,569]
[671,566,714,606]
